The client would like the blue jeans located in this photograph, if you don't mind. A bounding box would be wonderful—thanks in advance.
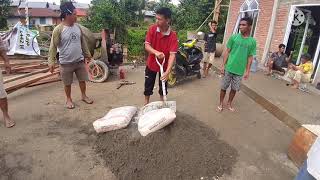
[295,160,316,180]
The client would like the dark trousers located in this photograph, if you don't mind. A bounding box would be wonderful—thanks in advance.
[144,66,168,96]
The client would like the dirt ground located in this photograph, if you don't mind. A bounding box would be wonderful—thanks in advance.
[0,66,297,180]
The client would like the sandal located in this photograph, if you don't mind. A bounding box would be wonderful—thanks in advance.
[227,104,235,112]
[5,120,15,128]
[82,97,93,104]
[216,105,223,112]
[66,102,75,109]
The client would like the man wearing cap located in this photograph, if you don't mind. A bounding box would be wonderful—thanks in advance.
[48,2,93,109]
[287,53,313,89]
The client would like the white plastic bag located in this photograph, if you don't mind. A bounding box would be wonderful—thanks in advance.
[138,108,176,136]
[93,106,137,133]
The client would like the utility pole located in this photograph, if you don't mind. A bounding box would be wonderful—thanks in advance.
[213,0,223,23]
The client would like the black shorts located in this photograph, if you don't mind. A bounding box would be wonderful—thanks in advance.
[144,66,168,96]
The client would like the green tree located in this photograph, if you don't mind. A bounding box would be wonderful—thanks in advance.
[0,0,11,30]
[174,0,229,42]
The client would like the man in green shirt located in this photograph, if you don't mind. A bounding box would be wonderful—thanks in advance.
[217,17,256,112]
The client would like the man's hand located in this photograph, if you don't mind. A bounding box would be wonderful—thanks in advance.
[160,71,170,81]
[244,71,250,80]
[155,51,165,60]
[49,65,55,74]
[290,51,294,55]
[220,65,225,76]
[85,57,93,63]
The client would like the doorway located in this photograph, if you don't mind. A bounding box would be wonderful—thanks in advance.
[284,5,320,85]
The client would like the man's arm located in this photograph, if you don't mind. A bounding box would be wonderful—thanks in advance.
[167,53,176,72]
[244,56,253,80]
[221,35,234,74]
[246,56,253,74]
[244,39,257,80]
[0,50,11,74]
[221,48,231,75]
[286,51,293,63]
[160,52,176,81]
[81,34,92,59]
[48,26,62,67]
[145,43,164,59]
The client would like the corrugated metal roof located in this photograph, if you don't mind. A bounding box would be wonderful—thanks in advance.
[18,2,60,10]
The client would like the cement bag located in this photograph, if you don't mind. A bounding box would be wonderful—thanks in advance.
[138,101,176,118]
[93,106,137,133]
[138,108,176,136]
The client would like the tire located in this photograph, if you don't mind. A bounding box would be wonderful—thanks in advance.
[197,72,201,79]
[167,64,177,88]
[87,60,109,83]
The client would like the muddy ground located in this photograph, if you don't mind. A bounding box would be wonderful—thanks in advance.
[0,66,297,180]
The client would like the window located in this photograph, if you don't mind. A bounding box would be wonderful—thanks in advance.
[40,17,46,24]
[233,0,260,36]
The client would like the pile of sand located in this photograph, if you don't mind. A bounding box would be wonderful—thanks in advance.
[94,112,238,180]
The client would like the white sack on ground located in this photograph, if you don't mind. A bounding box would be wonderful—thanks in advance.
[93,106,137,133]
[138,108,176,136]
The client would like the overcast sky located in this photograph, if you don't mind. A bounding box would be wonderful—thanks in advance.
[27,0,180,6]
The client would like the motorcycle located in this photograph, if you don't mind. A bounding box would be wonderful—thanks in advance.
[167,34,204,87]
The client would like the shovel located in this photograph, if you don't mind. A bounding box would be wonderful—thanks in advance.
[138,57,176,117]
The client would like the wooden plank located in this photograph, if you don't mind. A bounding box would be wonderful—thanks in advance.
[5,71,59,94]
[26,75,61,88]
[2,64,47,74]
[12,64,46,71]
[4,68,50,84]
[287,127,317,167]
[0,60,45,67]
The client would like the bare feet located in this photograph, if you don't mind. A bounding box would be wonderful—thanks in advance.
[4,116,15,128]
[291,84,299,89]
[82,96,93,104]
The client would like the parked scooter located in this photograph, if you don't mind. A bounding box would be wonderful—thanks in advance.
[167,33,204,87]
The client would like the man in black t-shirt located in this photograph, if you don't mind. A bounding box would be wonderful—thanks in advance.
[266,44,292,76]
[203,20,217,77]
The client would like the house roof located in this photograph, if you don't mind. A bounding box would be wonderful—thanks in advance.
[17,2,60,10]
[73,3,90,9]
[11,0,21,6]
[11,1,90,10]
[75,9,87,17]
[11,8,60,18]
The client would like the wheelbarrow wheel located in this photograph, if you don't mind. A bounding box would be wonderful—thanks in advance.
[87,60,109,83]
[167,65,177,88]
